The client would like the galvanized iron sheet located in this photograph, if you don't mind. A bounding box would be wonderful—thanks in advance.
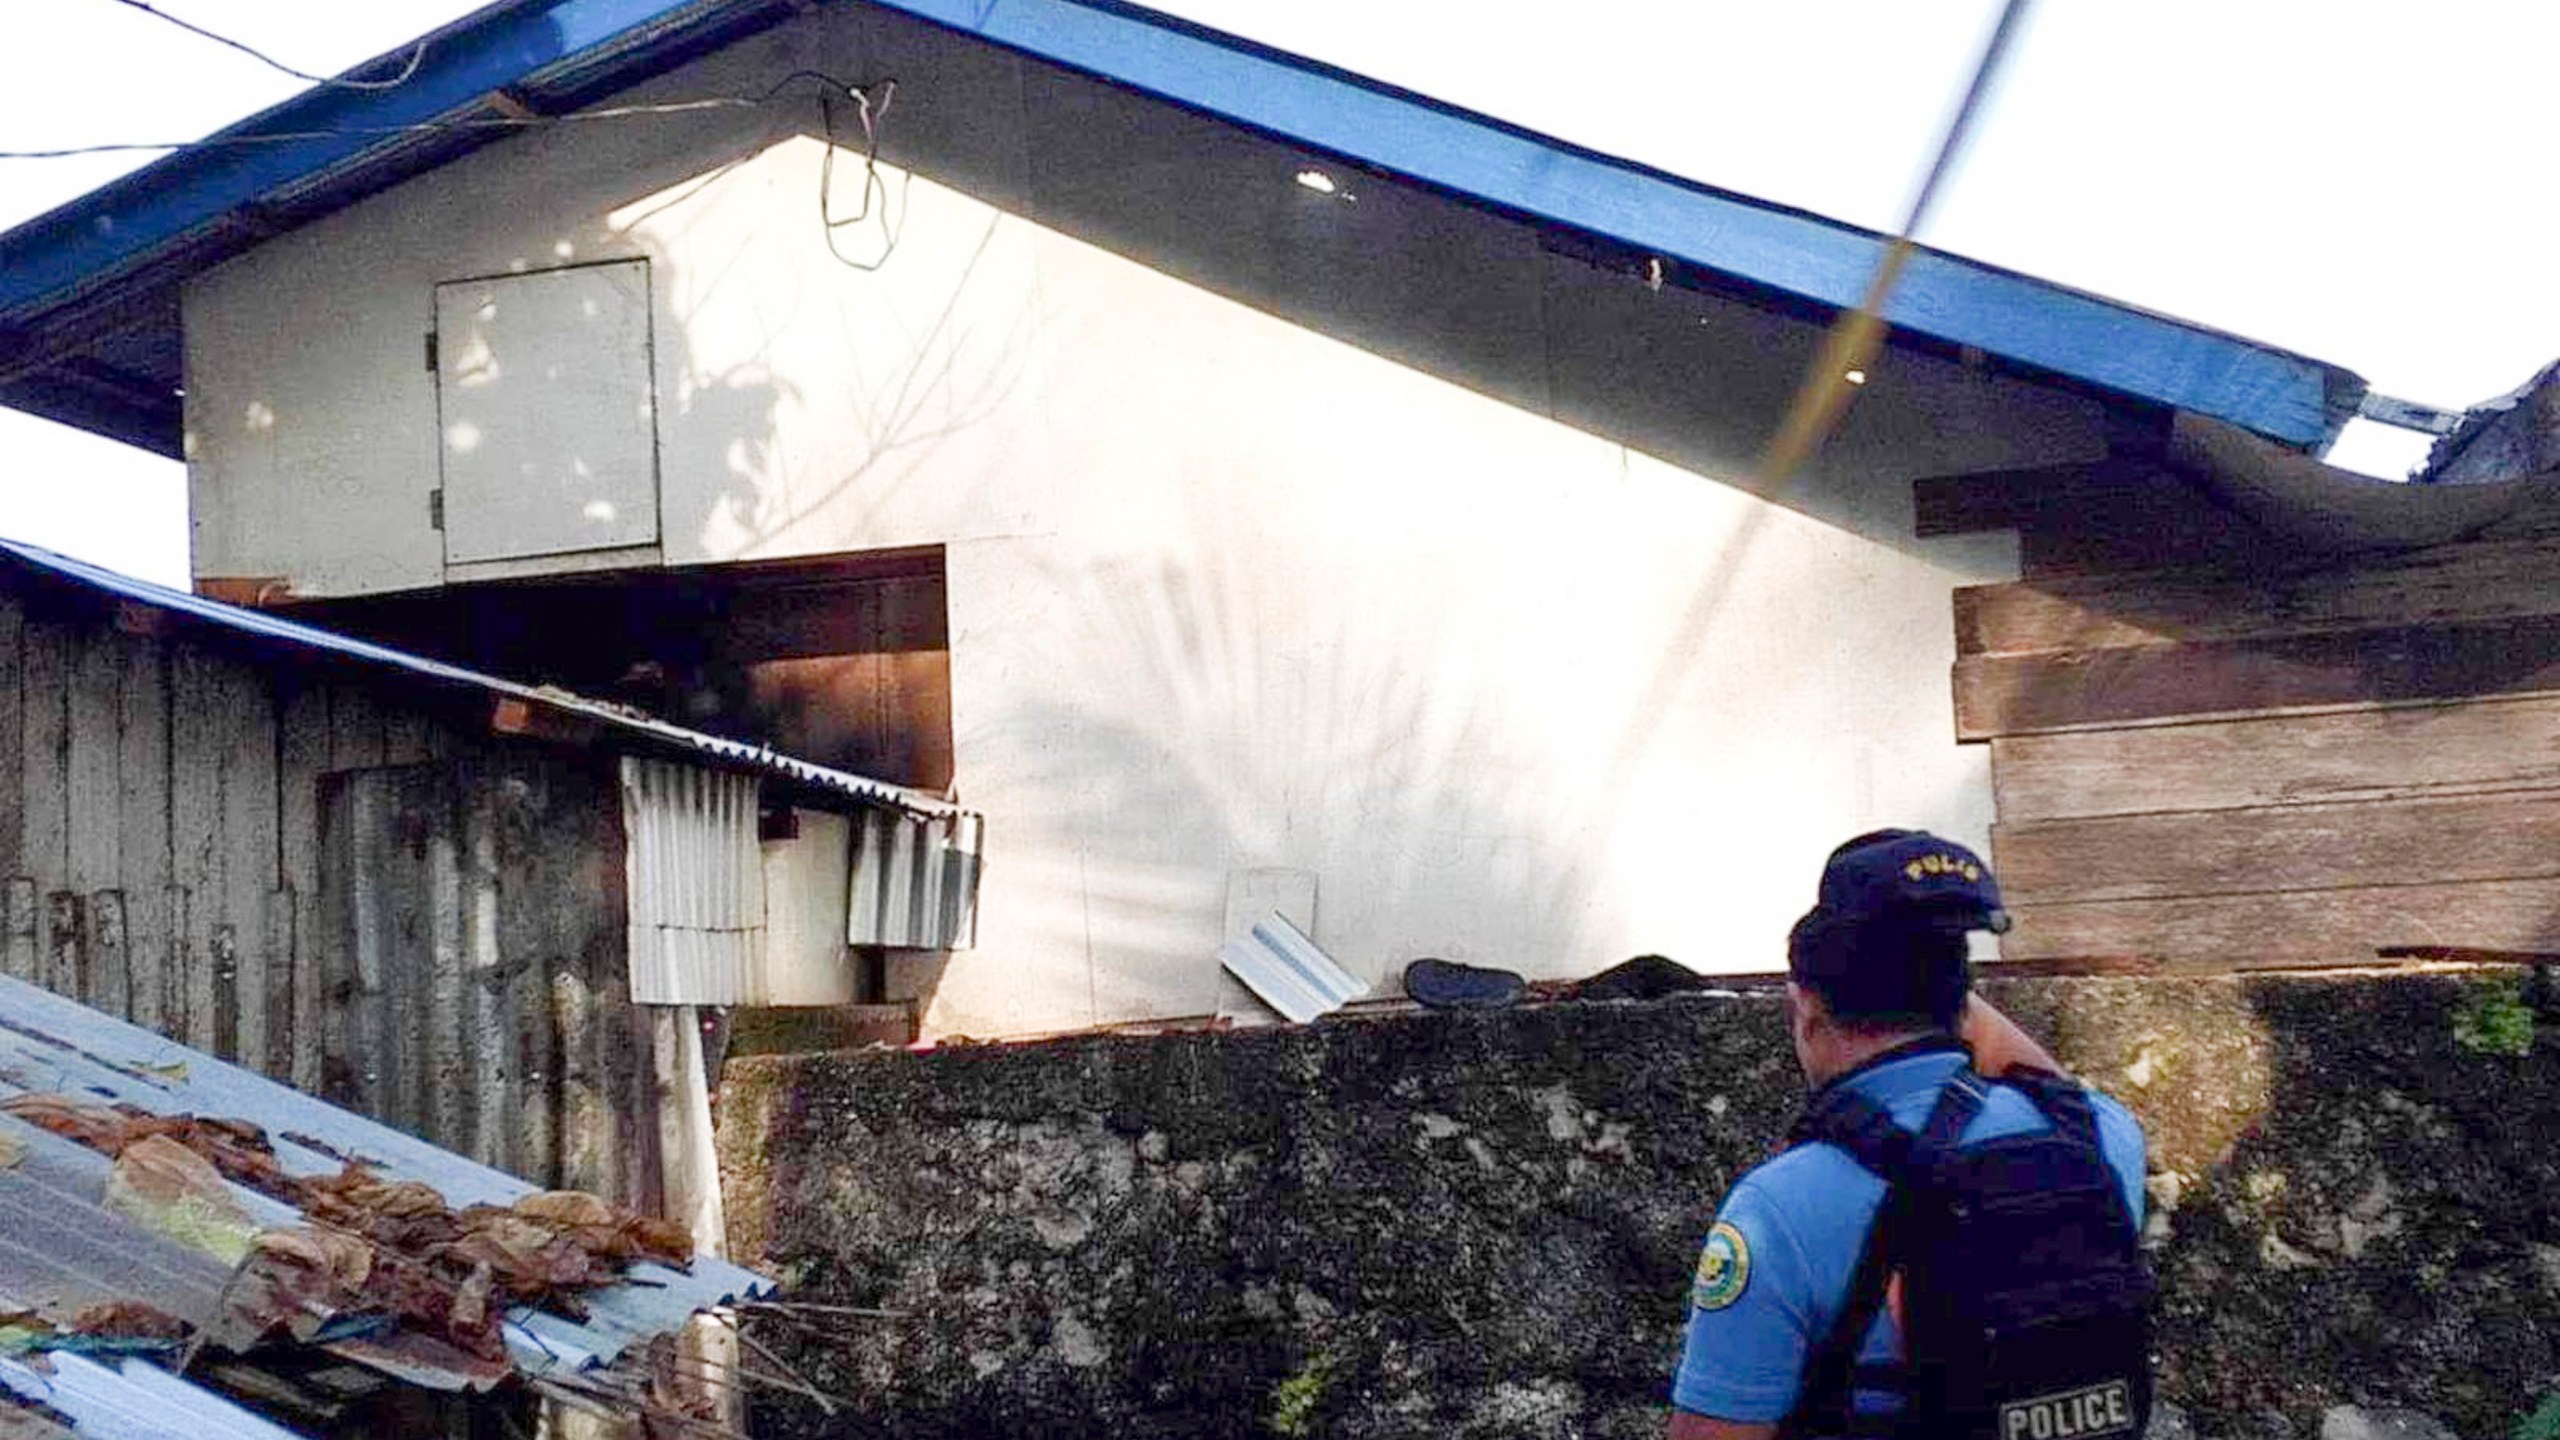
[0,539,968,824]
[848,810,980,952]
[0,973,770,1383]
[621,759,764,1006]
[0,1354,298,1440]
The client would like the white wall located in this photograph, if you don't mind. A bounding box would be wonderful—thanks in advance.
[182,9,2105,1036]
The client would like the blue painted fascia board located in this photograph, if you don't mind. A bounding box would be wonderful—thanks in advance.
[0,0,721,315]
[870,0,2358,447]
[0,0,2362,449]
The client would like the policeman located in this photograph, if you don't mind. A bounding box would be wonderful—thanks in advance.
[1668,830,2151,1440]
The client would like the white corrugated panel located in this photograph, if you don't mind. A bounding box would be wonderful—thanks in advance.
[757,809,856,1006]
[621,758,764,1005]
[1217,913,1365,1023]
[848,809,981,951]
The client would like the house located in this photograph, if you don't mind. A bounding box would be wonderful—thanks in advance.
[0,0,2463,1037]
[0,967,770,1437]
[0,535,978,1208]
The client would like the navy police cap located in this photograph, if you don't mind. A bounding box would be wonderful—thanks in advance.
[1810,828,2012,936]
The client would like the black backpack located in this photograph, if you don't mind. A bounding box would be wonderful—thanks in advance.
[1781,1061,2155,1440]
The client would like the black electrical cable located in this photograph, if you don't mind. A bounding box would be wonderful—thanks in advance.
[103,0,429,92]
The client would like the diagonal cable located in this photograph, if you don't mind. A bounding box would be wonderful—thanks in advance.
[102,0,426,91]
[1757,0,2038,488]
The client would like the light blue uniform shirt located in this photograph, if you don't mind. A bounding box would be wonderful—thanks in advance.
[1672,1048,2147,1423]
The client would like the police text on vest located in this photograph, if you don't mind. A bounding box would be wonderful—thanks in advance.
[2000,1381,2136,1440]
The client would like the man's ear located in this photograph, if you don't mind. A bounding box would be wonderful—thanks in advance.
[1786,981,1826,1041]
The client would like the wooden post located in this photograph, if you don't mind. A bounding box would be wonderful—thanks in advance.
[651,1004,741,1433]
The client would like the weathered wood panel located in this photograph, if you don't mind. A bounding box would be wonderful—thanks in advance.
[328,684,388,771]
[0,880,32,983]
[19,622,70,890]
[63,635,120,904]
[2001,877,2560,966]
[118,634,169,1029]
[1989,699,2560,822]
[168,649,225,1054]
[2011,474,2282,579]
[43,891,79,998]
[214,660,278,1073]
[318,755,645,1202]
[88,890,127,1018]
[1953,614,2560,741]
[462,774,508,1168]
[1955,539,2560,659]
[277,681,329,1091]
[1994,791,2560,905]
[0,598,23,883]
[424,782,467,1149]
[1911,460,2127,539]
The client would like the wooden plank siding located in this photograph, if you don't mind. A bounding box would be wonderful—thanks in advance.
[2000,879,2560,969]
[0,578,657,1208]
[1939,460,2560,970]
[1989,699,2560,822]
[1955,538,2560,659]
[1993,792,2560,905]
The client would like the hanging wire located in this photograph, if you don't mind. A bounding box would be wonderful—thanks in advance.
[816,78,903,271]
[0,97,773,159]
[0,70,890,163]
[104,0,428,91]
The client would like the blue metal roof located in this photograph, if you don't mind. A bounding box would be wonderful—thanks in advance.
[0,537,966,823]
[0,1353,299,1440]
[0,0,2363,455]
[0,971,774,1395]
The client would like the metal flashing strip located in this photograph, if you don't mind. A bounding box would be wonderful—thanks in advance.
[0,973,774,1378]
[0,536,968,824]
[1217,914,1365,1024]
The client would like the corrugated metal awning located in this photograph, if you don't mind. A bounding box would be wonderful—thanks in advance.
[0,538,970,824]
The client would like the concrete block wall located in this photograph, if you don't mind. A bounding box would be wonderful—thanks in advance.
[718,970,2560,1439]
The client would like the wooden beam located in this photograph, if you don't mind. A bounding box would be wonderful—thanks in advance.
[1909,459,2127,538]
[1953,613,2560,741]
[1954,537,2560,659]
[489,695,600,745]
[1992,791,2560,905]
[1988,699,2560,823]
[2000,876,2560,968]
[195,576,299,608]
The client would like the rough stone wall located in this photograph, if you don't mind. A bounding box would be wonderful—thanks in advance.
[717,971,2560,1439]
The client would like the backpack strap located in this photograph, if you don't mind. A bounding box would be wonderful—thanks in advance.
[1782,1066,1994,1440]
[1916,1066,1990,1156]
[1780,1089,1922,1440]
[1999,1066,2099,1143]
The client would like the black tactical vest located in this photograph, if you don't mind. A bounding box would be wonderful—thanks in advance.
[1780,1060,2155,1440]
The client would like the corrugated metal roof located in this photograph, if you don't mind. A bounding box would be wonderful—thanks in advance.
[0,971,773,1388]
[0,0,2364,452]
[1217,914,1364,1024]
[0,1353,300,1440]
[0,537,968,825]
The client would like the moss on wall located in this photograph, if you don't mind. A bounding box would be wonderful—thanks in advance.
[718,971,2559,1439]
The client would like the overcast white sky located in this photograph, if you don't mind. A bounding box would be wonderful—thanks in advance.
[4,0,2556,586]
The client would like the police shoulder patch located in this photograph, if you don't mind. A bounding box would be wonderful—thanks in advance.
[1691,1220,1752,1311]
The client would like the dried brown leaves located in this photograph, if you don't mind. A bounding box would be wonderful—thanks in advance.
[0,1093,698,1363]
